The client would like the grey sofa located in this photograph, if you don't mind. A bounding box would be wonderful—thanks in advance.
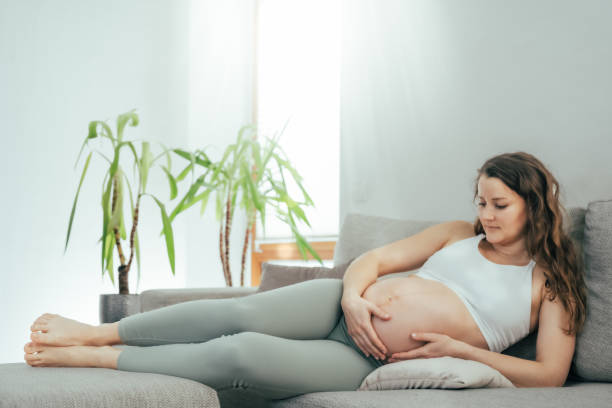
[2,204,612,408]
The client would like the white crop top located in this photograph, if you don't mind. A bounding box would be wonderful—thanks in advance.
[414,233,535,353]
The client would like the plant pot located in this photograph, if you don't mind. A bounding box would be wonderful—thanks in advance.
[99,294,141,324]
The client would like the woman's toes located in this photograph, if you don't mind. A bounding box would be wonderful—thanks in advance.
[31,321,48,332]
[30,332,47,343]
[24,342,44,354]
[24,352,41,366]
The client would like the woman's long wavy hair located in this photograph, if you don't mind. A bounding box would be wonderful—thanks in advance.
[473,152,586,336]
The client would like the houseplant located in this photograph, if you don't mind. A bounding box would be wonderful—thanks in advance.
[65,110,180,322]
[169,124,322,287]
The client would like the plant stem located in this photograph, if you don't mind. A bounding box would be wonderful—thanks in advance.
[219,218,229,286]
[224,182,233,286]
[240,211,254,287]
[113,228,126,266]
[125,194,141,284]
[111,176,129,294]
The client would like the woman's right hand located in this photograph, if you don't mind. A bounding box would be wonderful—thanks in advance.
[341,294,391,360]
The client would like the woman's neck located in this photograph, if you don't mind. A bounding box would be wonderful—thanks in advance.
[483,236,531,264]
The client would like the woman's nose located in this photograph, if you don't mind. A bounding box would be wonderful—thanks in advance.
[480,208,495,220]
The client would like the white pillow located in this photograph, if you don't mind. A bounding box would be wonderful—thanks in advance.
[358,356,515,390]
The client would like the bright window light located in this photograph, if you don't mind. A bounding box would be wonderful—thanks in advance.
[256,0,340,241]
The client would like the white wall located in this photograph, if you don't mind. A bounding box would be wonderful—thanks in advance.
[0,0,254,363]
[340,0,612,225]
[184,0,255,288]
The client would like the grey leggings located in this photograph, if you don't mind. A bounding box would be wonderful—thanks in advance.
[116,278,384,400]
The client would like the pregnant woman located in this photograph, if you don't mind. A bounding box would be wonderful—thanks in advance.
[24,152,586,398]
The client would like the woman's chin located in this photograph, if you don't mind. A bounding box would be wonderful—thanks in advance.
[484,230,501,241]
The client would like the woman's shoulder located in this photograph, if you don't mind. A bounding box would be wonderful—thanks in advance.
[440,220,478,249]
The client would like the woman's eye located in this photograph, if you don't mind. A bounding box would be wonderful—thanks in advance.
[477,203,507,209]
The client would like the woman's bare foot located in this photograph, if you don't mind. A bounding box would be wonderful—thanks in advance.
[30,313,102,346]
[23,341,120,369]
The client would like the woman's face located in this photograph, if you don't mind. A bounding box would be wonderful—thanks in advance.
[476,175,528,244]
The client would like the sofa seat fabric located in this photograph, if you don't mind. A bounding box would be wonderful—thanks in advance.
[270,381,612,408]
[0,362,220,408]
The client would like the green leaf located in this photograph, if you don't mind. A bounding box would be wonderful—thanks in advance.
[123,171,135,213]
[119,141,139,165]
[241,160,263,212]
[261,135,280,171]
[87,121,99,140]
[88,121,115,146]
[151,142,173,167]
[230,184,239,220]
[118,174,127,239]
[260,203,267,236]
[124,175,141,286]
[211,144,235,184]
[74,139,89,169]
[252,139,262,182]
[116,110,139,142]
[289,223,322,263]
[139,141,153,193]
[109,172,124,232]
[182,187,213,213]
[109,144,121,180]
[161,166,178,200]
[164,143,172,170]
[65,151,93,252]
[148,195,176,275]
[101,171,113,272]
[93,150,112,164]
[103,232,115,284]
[176,162,194,182]
[289,203,311,228]
[199,189,211,215]
[173,148,212,168]
[168,176,204,222]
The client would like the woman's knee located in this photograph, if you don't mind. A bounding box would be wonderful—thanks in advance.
[209,332,264,376]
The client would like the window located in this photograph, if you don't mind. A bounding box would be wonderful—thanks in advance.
[251,0,340,284]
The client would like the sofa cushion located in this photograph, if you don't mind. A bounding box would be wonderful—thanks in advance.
[271,381,612,408]
[140,287,257,312]
[358,356,514,390]
[256,260,352,293]
[574,200,612,381]
[0,362,220,408]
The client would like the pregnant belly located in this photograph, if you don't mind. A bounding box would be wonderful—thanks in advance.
[362,275,489,357]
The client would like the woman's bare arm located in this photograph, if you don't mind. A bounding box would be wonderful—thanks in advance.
[342,220,471,299]
[340,221,471,360]
[457,295,576,387]
[341,252,379,300]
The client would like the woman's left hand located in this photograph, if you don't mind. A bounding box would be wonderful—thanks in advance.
[386,333,468,363]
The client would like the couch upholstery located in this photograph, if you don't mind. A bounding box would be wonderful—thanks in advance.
[2,205,611,408]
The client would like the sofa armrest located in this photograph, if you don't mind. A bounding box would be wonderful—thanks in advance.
[140,287,259,312]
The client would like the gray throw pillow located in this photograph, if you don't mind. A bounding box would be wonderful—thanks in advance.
[256,260,353,293]
[574,200,612,381]
[358,356,515,390]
